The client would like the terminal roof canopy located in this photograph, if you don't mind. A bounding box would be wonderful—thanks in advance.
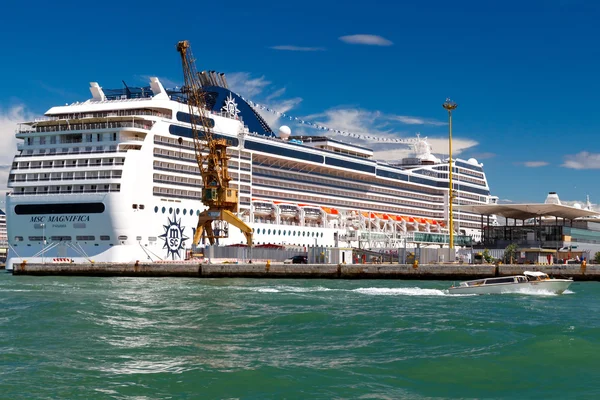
[455,204,600,220]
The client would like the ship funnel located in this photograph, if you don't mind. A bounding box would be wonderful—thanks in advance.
[545,192,561,205]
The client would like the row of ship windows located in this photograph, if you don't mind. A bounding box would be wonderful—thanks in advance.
[153,134,252,159]
[12,184,120,195]
[257,171,443,209]
[152,186,251,204]
[18,146,120,157]
[24,121,153,134]
[253,166,442,204]
[414,171,486,187]
[255,159,443,197]
[24,132,119,146]
[153,149,252,172]
[152,161,251,182]
[13,157,125,169]
[153,135,251,159]
[154,148,196,162]
[253,189,441,219]
[154,206,201,216]
[254,228,324,238]
[433,165,485,179]
[9,171,122,183]
[253,178,441,212]
[153,174,251,193]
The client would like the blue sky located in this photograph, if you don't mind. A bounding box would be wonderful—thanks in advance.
[1,0,600,206]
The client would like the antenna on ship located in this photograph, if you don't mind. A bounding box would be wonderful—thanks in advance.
[122,80,131,99]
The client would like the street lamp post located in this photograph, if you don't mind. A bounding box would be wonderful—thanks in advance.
[443,98,458,249]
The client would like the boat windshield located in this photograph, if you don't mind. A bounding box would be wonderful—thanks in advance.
[524,271,549,281]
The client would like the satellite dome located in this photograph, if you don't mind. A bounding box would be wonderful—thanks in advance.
[467,158,479,165]
[279,125,291,140]
[573,203,582,209]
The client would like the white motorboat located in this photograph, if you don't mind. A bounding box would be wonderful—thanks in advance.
[448,271,573,295]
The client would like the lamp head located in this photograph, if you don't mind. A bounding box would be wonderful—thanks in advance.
[443,98,458,111]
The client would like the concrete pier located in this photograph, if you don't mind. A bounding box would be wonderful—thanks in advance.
[10,262,600,281]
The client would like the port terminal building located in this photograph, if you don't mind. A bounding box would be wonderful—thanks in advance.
[456,193,600,258]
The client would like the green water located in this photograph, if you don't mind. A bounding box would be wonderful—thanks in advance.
[1,274,599,399]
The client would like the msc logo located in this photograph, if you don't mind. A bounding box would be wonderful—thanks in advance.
[159,213,189,260]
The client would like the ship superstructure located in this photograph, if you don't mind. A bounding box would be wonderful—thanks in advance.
[4,76,497,269]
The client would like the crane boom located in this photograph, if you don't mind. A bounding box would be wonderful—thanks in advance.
[176,40,253,248]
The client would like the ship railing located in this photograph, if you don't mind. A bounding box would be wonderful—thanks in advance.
[17,121,153,134]
[16,147,128,158]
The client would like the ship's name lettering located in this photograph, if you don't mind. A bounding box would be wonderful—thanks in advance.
[30,215,90,223]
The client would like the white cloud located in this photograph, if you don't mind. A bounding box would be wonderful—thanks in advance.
[270,45,326,52]
[339,34,393,46]
[291,107,477,163]
[136,75,180,89]
[469,152,496,160]
[521,161,549,167]
[257,97,303,128]
[265,87,286,102]
[226,72,271,98]
[562,152,600,169]
[0,105,33,202]
[393,115,447,126]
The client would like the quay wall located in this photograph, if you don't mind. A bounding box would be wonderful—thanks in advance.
[11,262,600,281]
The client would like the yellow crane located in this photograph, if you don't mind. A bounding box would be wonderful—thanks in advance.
[176,40,253,247]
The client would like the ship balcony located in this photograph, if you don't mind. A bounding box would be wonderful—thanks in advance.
[11,161,125,171]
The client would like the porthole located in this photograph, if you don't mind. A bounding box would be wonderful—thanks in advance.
[183,209,187,215]
[288,230,291,236]
[302,232,306,237]
[278,230,281,235]
[190,209,193,215]
[283,230,286,236]
[268,229,271,235]
[293,231,296,236]
[176,208,180,215]
[169,207,173,214]
[196,210,200,216]
[154,206,158,213]
[161,207,166,214]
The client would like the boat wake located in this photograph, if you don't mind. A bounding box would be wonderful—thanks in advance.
[352,287,448,296]
[510,287,574,296]
[237,285,335,294]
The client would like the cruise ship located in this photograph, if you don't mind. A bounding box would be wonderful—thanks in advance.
[4,75,497,269]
